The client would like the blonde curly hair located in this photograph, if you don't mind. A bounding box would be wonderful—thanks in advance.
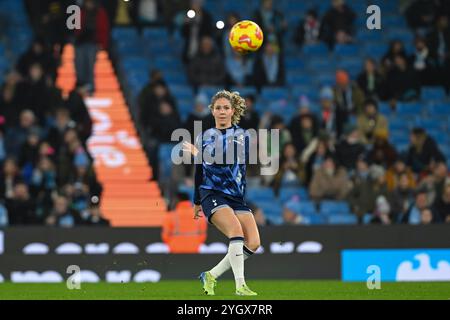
[208,90,247,125]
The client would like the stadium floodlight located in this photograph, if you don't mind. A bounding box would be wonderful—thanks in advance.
[216,21,225,29]
[187,10,196,19]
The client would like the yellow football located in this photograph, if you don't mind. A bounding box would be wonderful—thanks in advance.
[228,20,264,54]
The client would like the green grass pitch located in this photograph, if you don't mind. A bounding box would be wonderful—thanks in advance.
[0,281,449,300]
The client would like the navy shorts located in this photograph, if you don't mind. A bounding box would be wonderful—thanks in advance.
[199,189,252,224]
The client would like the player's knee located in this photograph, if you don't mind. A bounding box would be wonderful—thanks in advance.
[246,238,260,252]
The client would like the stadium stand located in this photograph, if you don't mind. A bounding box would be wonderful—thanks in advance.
[0,0,449,227]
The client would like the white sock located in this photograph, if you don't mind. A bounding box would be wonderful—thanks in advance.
[227,237,245,289]
[209,245,254,279]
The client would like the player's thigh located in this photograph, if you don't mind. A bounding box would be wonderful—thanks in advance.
[211,207,244,239]
[236,213,260,251]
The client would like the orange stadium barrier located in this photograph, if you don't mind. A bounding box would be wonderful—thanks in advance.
[56,44,167,226]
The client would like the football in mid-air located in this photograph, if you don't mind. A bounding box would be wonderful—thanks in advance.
[229,20,264,54]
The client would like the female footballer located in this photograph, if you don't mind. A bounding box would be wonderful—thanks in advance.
[184,90,260,296]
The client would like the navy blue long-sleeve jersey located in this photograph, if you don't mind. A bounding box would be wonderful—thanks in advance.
[194,125,250,205]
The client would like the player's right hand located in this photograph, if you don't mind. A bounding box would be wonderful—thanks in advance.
[194,205,203,219]
[182,141,199,157]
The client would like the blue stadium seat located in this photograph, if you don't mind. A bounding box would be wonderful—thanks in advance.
[126,71,149,84]
[336,59,361,71]
[390,135,410,151]
[327,214,358,225]
[0,57,9,74]
[362,213,373,225]
[444,147,450,163]
[0,203,8,227]
[357,30,384,43]
[320,201,351,216]
[415,117,447,131]
[115,44,142,57]
[246,187,276,202]
[283,43,301,57]
[378,102,393,115]
[278,187,309,203]
[177,99,194,120]
[396,102,423,117]
[290,85,317,101]
[114,37,141,48]
[388,116,412,131]
[349,0,371,13]
[334,44,359,57]
[261,87,289,101]
[307,103,322,115]
[268,99,295,118]
[9,40,29,56]
[302,213,327,225]
[383,15,407,28]
[306,58,335,72]
[302,43,329,56]
[285,57,305,69]
[198,86,223,99]
[285,200,317,215]
[429,131,448,146]
[112,27,139,40]
[258,201,283,223]
[153,56,182,71]
[313,73,335,86]
[254,101,268,113]
[380,0,401,13]
[230,86,258,97]
[121,57,151,72]
[222,1,249,13]
[336,59,361,79]
[362,42,388,60]
[145,45,172,56]
[266,215,284,226]
[280,1,307,11]
[286,73,311,86]
[421,87,447,101]
[142,27,169,40]
[316,1,332,15]
[164,71,188,85]
[158,143,176,179]
[385,28,414,43]
[429,103,450,116]
[170,85,194,101]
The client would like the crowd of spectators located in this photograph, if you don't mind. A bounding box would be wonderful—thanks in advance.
[135,0,450,225]
[0,1,111,227]
[2,0,449,226]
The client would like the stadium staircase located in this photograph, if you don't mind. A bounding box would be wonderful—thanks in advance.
[56,44,167,226]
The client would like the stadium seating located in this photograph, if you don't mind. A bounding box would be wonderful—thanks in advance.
[319,201,351,216]
[106,0,450,227]
[246,187,276,203]
[285,201,317,216]
[327,214,358,225]
[429,103,450,117]
[159,143,178,181]
[421,87,447,102]
[396,102,423,117]
[302,213,327,225]
[278,187,309,203]
[230,86,258,97]
[302,43,329,57]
